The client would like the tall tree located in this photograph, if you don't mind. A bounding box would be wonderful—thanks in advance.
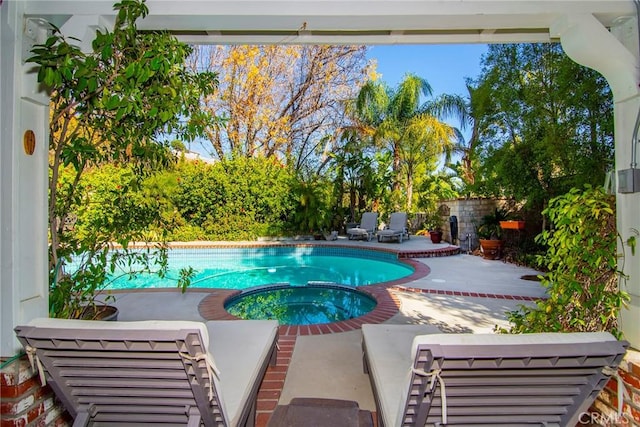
[397,115,454,208]
[472,44,614,212]
[188,45,371,172]
[354,74,457,210]
[431,79,495,189]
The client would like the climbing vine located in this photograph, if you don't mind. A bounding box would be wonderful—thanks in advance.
[500,185,629,338]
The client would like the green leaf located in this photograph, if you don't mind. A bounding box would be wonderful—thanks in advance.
[87,77,98,92]
[150,58,161,71]
[628,235,637,256]
[115,107,126,121]
[101,43,113,60]
[104,94,121,110]
[44,67,55,86]
[76,77,88,92]
[37,66,47,83]
[125,63,137,79]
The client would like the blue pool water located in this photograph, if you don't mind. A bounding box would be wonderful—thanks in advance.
[105,246,413,290]
[225,284,377,325]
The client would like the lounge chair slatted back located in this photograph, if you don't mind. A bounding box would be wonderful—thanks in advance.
[377,212,409,243]
[15,319,279,427]
[16,325,223,426]
[406,342,627,426]
[361,325,628,427]
[347,212,378,241]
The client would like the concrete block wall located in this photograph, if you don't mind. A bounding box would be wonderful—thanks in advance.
[438,198,502,251]
[1,355,69,427]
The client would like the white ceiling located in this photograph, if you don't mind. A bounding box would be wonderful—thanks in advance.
[25,0,635,45]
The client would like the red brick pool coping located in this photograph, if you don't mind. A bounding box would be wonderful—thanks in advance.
[393,285,544,301]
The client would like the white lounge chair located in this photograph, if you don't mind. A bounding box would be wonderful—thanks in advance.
[347,212,378,241]
[361,324,628,427]
[15,318,279,427]
[377,212,409,243]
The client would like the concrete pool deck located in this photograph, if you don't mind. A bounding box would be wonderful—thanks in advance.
[107,235,547,425]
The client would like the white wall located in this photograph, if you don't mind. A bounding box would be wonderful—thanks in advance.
[615,100,640,348]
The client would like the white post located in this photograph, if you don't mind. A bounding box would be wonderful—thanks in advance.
[0,2,50,357]
[552,14,640,349]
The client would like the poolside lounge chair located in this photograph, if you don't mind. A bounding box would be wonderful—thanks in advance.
[361,324,628,427]
[15,318,279,427]
[347,212,378,241]
[377,212,409,243]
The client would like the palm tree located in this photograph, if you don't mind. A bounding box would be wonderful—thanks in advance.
[429,79,494,188]
[397,114,455,209]
[354,73,458,210]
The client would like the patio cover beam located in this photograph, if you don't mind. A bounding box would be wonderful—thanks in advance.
[23,1,632,44]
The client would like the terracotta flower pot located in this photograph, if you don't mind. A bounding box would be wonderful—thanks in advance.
[429,230,443,244]
[479,239,503,260]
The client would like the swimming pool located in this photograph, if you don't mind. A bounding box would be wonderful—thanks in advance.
[105,246,413,290]
[225,283,377,325]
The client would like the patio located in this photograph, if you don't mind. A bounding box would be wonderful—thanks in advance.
[107,235,547,425]
[2,2,639,425]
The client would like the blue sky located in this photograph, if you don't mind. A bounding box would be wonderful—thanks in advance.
[365,44,488,139]
[365,44,488,97]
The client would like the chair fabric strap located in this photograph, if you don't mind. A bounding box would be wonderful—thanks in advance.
[603,365,628,418]
[25,346,47,386]
[179,351,220,402]
[413,367,447,424]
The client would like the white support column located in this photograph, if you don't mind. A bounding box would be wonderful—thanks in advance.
[1,1,50,357]
[552,14,640,349]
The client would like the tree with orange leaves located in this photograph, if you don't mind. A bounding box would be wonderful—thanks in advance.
[188,45,371,172]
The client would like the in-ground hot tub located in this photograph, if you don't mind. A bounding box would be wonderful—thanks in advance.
[224,283,377,325]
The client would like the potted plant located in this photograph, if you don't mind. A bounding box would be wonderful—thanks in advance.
[32,0,215,319]
[476,208,507,260]
[429,228,443,244]
[416,214,444,244]
[417,226,443,243]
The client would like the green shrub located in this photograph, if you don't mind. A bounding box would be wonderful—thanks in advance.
[171,156,295,239]
[168,224,208,242]
[288,176,332,234]
[500,185,629,338]
[72,165,164,241]
[203,212,265,241]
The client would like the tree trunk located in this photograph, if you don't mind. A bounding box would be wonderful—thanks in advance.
[392,142,402,193]
[406,171,413,210]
